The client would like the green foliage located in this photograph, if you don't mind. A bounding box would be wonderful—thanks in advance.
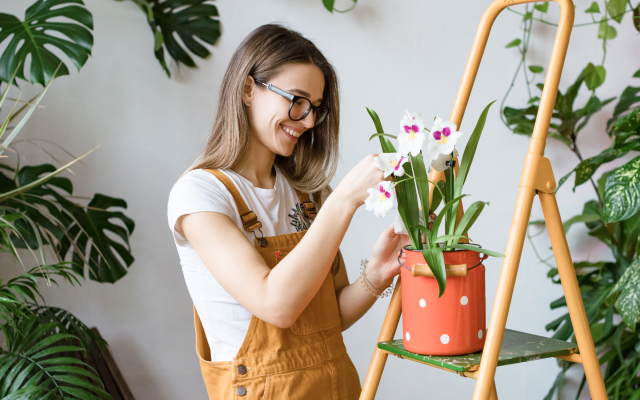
[0,68,134,398]
[0,0,93,85]
[129,0,221,77]
[504,70,614,149]
[503,1,640,396]
[322,0,357,13]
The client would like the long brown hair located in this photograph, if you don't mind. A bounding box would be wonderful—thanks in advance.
[186,24,340,193]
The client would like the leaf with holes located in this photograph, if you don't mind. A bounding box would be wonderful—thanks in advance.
[140,0,220,76]
[56,194,135,283]
[605,258,640,330]
[0,0,93,85]
[604,156,640,223]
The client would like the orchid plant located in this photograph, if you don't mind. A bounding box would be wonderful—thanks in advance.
[365,101,504,296]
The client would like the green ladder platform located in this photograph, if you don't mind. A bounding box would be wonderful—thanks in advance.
[377,329,579,374]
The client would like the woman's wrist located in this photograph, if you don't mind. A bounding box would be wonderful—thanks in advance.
[365,258,394,290]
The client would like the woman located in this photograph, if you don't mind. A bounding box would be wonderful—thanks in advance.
[168,24,407,399]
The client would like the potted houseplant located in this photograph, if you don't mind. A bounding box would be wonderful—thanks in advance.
[365,101,504,356]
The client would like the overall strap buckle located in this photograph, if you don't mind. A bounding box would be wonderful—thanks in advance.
[301,201,317,220]
[241,211,267,247]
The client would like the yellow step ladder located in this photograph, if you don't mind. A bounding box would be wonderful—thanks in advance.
[359,0,608,399]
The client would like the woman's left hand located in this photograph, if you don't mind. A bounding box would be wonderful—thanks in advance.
[367,223,410,289]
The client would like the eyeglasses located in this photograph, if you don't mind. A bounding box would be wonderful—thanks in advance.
[254,79,330,127]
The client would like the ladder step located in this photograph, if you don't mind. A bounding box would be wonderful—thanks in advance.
[377,329,579,372]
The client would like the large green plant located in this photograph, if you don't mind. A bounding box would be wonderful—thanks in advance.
[502,1,640,398]
[0,68,135,397]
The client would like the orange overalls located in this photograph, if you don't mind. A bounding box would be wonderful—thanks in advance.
[193,169,361,399]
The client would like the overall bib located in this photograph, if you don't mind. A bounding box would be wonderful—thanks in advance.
[193,169,361,399]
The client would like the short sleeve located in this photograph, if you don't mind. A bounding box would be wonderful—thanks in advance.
[167,169,236,247]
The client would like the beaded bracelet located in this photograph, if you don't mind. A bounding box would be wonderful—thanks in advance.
[360,259,394,299]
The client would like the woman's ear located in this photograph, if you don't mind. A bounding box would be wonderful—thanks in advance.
[242,76,255,106]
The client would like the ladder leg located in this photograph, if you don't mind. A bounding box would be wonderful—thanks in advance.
[473,186,537,400]
[360,277,403,400]
[489,380,498,400]
[538,192,607,399]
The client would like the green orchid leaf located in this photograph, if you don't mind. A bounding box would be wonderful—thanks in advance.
[585,2,600,13]
[0,0,93,85]
[444,243,505,258]
[367,107,396,153]
[368,132,398,141]
[583,63,606,90]
[430,180,446,212]
[456,101,495,193]
[529,65,544,74]
[606,0,627,23]
[430,194,467,244]
[598,19,618,40]
[605,258,640,330]
[411,154,430,227]
[138,0,220,77]
[421,247,446,297]
[603,156,640,223]
[453,200,488,240]
[505,39,521,48]
[434,234,471,243]
[634,4,640,32]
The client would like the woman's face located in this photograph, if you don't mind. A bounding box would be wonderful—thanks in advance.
[243,62,325,157]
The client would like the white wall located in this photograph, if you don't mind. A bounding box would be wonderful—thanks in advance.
[3,0,639,398]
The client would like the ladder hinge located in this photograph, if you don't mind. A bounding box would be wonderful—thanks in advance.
[519,154,556,193]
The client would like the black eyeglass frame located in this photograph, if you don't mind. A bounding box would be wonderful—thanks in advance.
[253,78,330,126]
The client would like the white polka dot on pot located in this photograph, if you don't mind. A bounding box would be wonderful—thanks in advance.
[406,332,411,341]
[419,299,426,308]
[460,296,468,305]
[440,334,449,344]
[478,330,483,339]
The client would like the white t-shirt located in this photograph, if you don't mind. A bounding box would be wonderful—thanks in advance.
[167,166,313,361]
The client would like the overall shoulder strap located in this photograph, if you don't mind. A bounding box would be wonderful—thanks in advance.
[294,189,317,220]
[204,169,262,233]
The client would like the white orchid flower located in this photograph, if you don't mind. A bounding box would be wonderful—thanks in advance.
[431,148,459,172]
[365,181,396,218]
[427,117,463,160]
[374,153,409,178]
[398,110,426,157]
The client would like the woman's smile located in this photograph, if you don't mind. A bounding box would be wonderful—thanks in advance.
[281,124,303,141]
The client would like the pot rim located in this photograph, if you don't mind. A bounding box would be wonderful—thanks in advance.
[402,243,483,253]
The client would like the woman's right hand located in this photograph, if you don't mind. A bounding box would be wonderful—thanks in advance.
[334,154,385,209]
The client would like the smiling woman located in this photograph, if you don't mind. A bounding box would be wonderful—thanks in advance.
[167,24,410,400]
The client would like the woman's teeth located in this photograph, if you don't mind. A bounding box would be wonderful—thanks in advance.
[282,126,301,138]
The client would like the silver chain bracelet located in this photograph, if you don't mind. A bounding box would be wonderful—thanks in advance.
[360,259,394,299]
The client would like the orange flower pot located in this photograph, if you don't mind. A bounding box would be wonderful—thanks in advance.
[401,246,486,356]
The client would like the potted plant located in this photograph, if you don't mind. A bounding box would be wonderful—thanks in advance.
[364,101,504,356]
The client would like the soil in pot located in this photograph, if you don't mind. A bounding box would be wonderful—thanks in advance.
[401,246,486,356]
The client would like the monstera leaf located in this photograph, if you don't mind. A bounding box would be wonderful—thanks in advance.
[0,0,93,85]
[58,194,135,283]
[0,163,135,283]
[133,0,220,76]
